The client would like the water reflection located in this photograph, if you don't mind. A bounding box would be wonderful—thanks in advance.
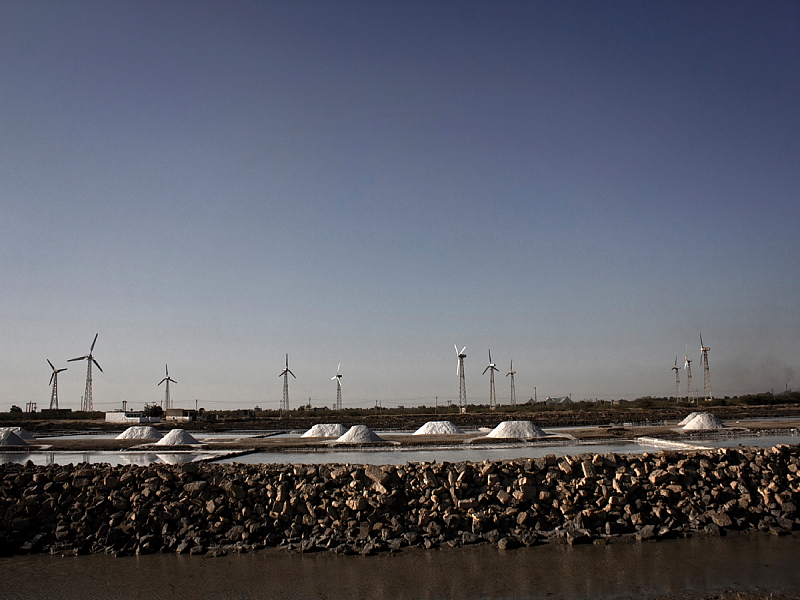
[0,532,798,600]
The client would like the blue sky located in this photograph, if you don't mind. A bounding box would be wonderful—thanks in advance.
[2,1,799,411]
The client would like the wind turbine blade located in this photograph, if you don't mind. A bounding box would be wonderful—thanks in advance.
[159,378,166,386]
[482,366,489,375]
[488,349,492,363]
[93,359,103,373]
[700,333,703,348]
[454,344,459,355]
[288,369,296,379]
[90,333,98,352]
[47,359,55,371]
[285,354,289,368]
[510,359,513,370]
[337,363,341,375]
[461,347,466,355]
[58,368,67,373]
[165,364,169,377]
[49,373,54,386]
[68,356,87,362]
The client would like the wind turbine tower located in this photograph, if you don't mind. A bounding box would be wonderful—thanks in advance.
[671,356,681,401]
[483,349,499,410]
[684,348,696,404]
[506,360,516,408]
[455,345,467,411]
[279,354,296,411]
[68,333,103,412]
[158,364,177,411]
[332,363,343,410]
[700,334,712,401]
[47,360,67,410]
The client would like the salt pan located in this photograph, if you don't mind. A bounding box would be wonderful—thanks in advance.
[335,425,384,443]
[156,429,200,445]
[117,426,163,440]
[0,429,27,446]
[682,413,726,431]
[413,421,464,435]
[678,412,701,426]
[487,420,546,439]
[302,424,349,438]
[6,427,34,440]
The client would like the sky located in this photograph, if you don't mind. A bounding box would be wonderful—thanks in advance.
[2,1,799,412]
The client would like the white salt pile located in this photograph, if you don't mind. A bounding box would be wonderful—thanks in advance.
[335,425,384,443]
[682,413,726,431]
[156,429,200,446]
[0,429,27,446]
[6,427,34,440]
[678,412,701,426]
[116,426,163,440]
[487,421,546,439]
[413,421,465,435]
[302,424,349,438]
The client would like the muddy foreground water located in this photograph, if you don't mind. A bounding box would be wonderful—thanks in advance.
[1,531,798,600]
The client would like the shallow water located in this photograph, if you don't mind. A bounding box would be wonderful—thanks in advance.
[1,533,797,600]
[216,441,666,465]
[0,451,225,466]
[2,434,797,467]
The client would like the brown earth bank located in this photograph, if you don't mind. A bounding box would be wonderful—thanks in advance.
[1,443,797,558]
[4,403,800,435]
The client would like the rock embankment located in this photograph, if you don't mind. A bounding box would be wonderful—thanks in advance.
[1,445,798,557]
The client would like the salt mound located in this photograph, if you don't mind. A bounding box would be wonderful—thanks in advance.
[413,421,464,435]
[682,413,726,431]
[335,425,384,443]
[5,427,34,440]
[302,424,349,438]
[487,420,546,439]
[0,429,27,446]
[678,412,701,426]
[117,426,163,440]
[156,429,200,445]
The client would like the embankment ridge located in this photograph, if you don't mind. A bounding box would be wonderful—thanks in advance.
[1,445,798,557]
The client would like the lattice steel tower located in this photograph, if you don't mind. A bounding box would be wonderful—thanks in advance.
[506,359,516,408]
[279,354,296,411]
[700,334,712,401]
[47,359,67,410]
[671,356,681,401]
[159,364,177,411]
[455,345,467,410]
[684,349,696,404]
[332,363,343,410]
[68,333,103,412]
[483,349,499,410]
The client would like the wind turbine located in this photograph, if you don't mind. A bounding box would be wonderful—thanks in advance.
[700,334,712,401]
[331,363,343,410]
[684,347,696,404]
[506,359,516,408]
[279,354,296,411]
[158,364,177,411]
[671,356,681,401]
[47,359,67,410]
[68,333,102,412]
[455,344,467,410]
[482,350,499,410]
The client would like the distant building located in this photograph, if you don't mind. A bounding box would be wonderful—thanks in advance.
[105,411,160,424]
[164,408,200,422]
